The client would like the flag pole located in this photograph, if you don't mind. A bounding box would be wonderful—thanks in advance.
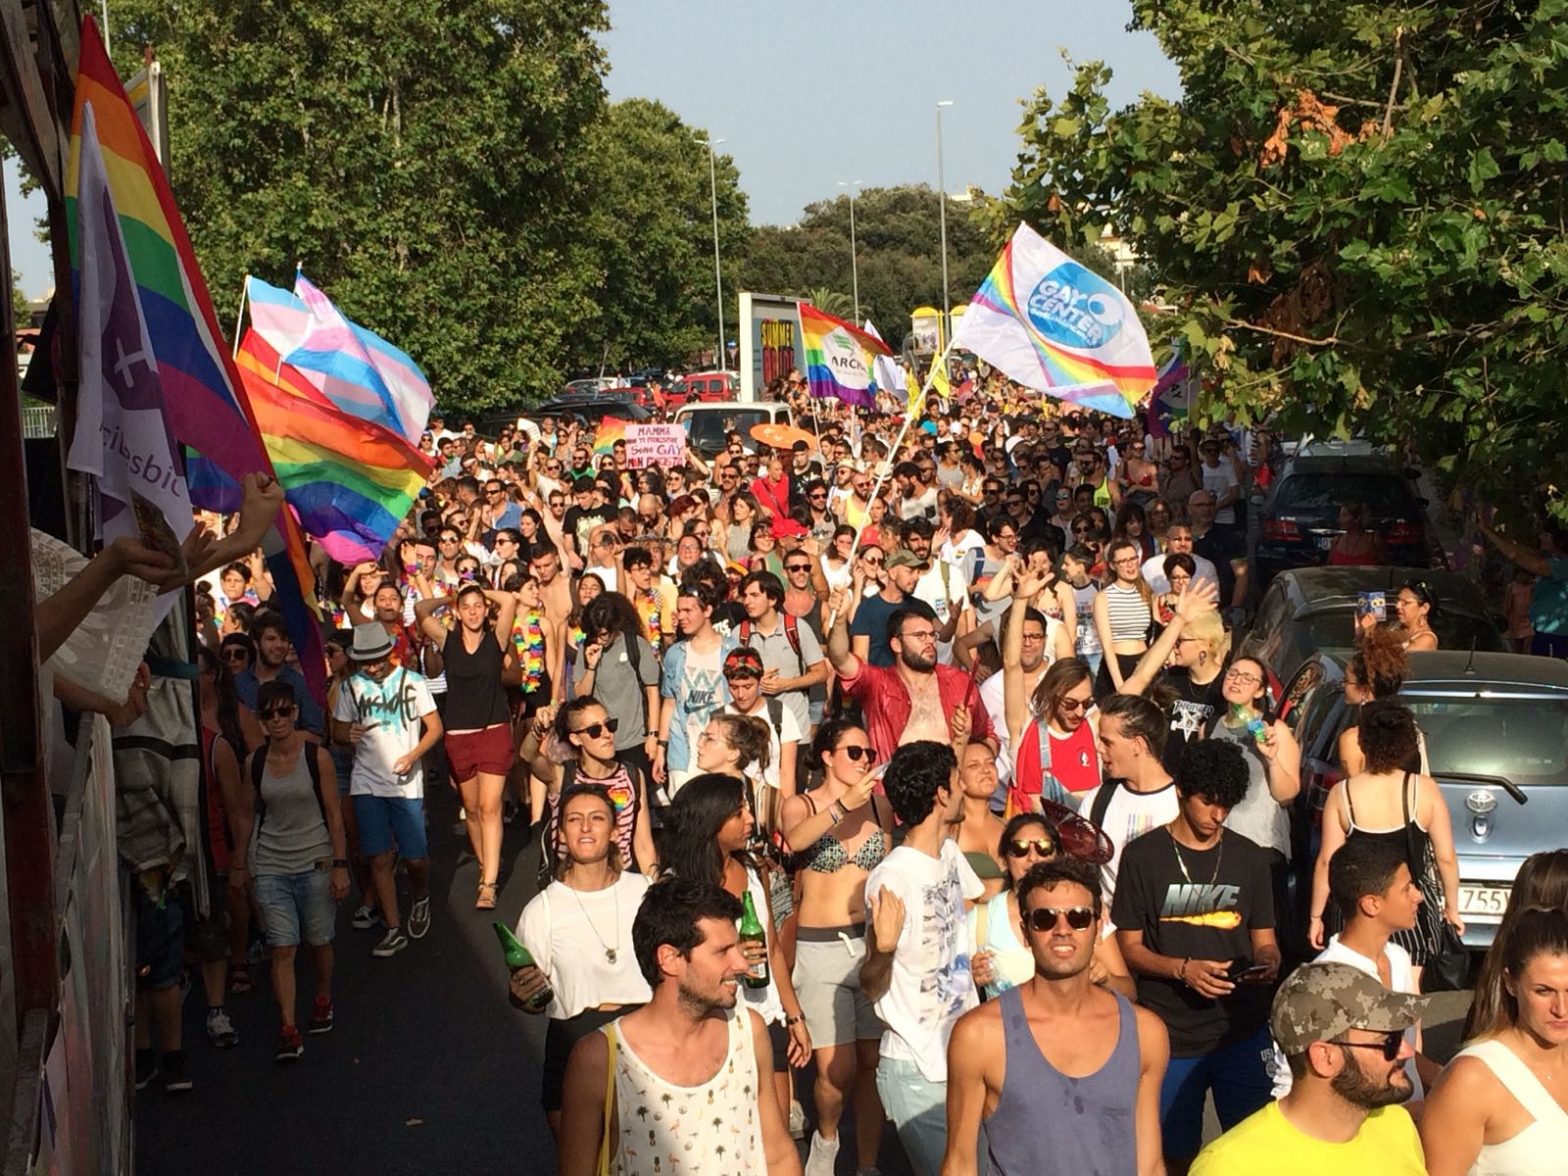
[824,349,947,631]
[231,274,248,359]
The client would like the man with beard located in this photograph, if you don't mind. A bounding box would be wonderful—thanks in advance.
[557,877,802,1176]
[904,517,972,662]
[826,590,996,764]
[943,858,1170,1175]
[1113,740,1282,1175]
[234,611,326,739]
[1191,963,1428,1174]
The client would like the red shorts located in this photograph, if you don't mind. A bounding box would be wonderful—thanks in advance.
[445,723,514,780]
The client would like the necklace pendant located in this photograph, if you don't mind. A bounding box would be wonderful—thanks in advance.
[605,947,617,964]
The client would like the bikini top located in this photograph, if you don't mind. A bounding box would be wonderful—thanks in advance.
[798,791,889,874]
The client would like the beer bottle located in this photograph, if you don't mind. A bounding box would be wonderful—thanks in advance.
[493,920,553,1012]
[739,891,769,989]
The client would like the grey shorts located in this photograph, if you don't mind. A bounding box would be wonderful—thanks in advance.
[791,927,883,1048]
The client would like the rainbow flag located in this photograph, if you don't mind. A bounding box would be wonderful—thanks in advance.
[246,274,434,447]
[593,416,628,457]
[68,15,325,702]
[950,222,1153,418]
[237,330,433,565]
[799,302,891,409]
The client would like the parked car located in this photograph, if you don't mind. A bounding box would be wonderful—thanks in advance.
[1282,650,1568,952]
[1239,566,1505,689]
[669,371,738,405]
[673,401,793,458]
[531,397,652,426]
[1254,442,1441,584]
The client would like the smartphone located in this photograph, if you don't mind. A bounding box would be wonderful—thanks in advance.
[1228,961,1270,982]
[1357,590,1387,623]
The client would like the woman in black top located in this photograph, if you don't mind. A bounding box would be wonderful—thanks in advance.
[416,582,517,909]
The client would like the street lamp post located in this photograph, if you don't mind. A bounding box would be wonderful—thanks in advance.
[696,135,727,370]
[838,179,862,322]
[935,101,954,347]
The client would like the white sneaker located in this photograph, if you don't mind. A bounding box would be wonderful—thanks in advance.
[789,1098,807,1140]
[804,1131,840,1176]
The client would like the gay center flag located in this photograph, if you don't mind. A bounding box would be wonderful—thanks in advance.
[950,222,1155,418]
[799,302,891,410]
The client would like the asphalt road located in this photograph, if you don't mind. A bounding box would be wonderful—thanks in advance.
[133,784,908,1175]
[134,780,1474,1174]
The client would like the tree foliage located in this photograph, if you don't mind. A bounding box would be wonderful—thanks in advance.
[998,0,1568,501]
[110,0,622,410]
[737,184,997,351]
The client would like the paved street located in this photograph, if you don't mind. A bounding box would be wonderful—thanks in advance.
[133,784,907,1175]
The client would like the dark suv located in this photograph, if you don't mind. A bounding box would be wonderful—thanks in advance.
[1254,443,1439,585]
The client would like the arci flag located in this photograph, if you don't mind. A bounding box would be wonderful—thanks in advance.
[67,102,193,577]
[799,302,891,409]
[863,319,909,405]
[950,222,1155,418]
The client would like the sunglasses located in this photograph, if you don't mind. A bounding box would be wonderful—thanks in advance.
[1332,1030,1405,1062]
[259,704,297,721]
[1025,906,1095,933]
[839,745,878,763]
[1005,838,1056,859]
[223,650,249,662]
[1058,696,1091,713]
[571,718,620,739]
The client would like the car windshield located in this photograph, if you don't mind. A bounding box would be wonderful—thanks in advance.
[683,410,773,451]
[1274,473,1414,520]
[1407,696,1568,785]
[1301,609,1504,654]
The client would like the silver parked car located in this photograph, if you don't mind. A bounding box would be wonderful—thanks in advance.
[1283,650,1568,951]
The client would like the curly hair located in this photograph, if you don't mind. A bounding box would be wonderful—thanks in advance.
[1017,856,1103,919]
[1351,626,1409,699]
[1357,700,1419,773]
[883,741,956,827]
[1176,739,1250,809]
[632,877,744,989]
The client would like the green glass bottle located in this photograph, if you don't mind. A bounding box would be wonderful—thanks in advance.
[493,920,553,1012]
[739,891,769,990]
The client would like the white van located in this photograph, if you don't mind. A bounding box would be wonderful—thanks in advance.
[673,401,795,458]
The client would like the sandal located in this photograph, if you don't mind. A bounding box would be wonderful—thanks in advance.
[476,882,498,911]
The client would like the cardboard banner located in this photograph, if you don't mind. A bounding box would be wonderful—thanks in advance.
[626,423,687,468]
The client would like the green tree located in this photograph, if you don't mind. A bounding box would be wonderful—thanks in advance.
[737,184,996,352]
[999,1,1568,505]
[111,0,610,411]
[576,99,748,374]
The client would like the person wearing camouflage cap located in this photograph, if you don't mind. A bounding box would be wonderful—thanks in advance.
[1190,961,1429,1174]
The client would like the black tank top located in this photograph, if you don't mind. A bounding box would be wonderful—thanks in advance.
[442,629,511,730]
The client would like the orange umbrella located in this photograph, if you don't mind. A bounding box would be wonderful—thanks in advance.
[750,422,817,451]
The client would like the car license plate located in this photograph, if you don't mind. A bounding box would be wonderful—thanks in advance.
[1314,535,1333,550]
[1458,883,1510,920]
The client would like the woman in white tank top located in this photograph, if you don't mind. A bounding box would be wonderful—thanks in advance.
[1421,908,1568,1175]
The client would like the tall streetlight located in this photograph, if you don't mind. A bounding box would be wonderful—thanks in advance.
[935,101,954,347]
[838,179,862,322]
[695,135,727,370]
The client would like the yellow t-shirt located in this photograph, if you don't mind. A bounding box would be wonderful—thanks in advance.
[1190,1101,1425,1176]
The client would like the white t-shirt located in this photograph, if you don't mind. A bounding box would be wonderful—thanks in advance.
[516,872,653,1020]
[912,559,971,665]
[1269,936,1422,1100]
[1076,779,1180,911]
[332,667,437,798]
[865,839,984,1083]
[1141,551,1219,595]
[725,698,800,798]
[1202,460,1241,525]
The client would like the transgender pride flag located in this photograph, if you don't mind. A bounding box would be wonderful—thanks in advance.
[246,273,434,446]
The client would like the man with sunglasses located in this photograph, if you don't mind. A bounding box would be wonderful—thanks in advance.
[1112,739,1282,1175]
[1191,963,1428,1174]
[944,857,1170,1176]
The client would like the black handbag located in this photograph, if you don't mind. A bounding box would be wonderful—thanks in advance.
[1422,921,1470,993]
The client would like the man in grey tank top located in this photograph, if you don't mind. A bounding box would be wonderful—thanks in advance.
[942,857,1170,1175]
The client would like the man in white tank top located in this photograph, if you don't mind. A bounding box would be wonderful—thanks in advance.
[557,877,801,1176]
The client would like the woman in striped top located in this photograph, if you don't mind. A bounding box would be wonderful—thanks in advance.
[1091,538,1154,697]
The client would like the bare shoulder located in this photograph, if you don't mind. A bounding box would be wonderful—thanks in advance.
[1131,1003,1169,1056]
[569,1023,611,1070]
[952,995,1005,1043]
[1429,1051,1502,1102]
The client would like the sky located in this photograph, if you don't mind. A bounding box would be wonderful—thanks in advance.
[5,0,1179,299]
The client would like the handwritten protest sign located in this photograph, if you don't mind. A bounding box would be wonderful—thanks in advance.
[625,423,687,468]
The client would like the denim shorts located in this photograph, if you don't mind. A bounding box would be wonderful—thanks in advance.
[353,794,429,859]
[253,867,337,948]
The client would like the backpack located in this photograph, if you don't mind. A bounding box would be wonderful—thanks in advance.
[1088,777,1123,832]
[738,612,806,676]
[249,743,328,841]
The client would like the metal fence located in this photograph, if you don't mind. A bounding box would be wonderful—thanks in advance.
[20,404,56,439]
